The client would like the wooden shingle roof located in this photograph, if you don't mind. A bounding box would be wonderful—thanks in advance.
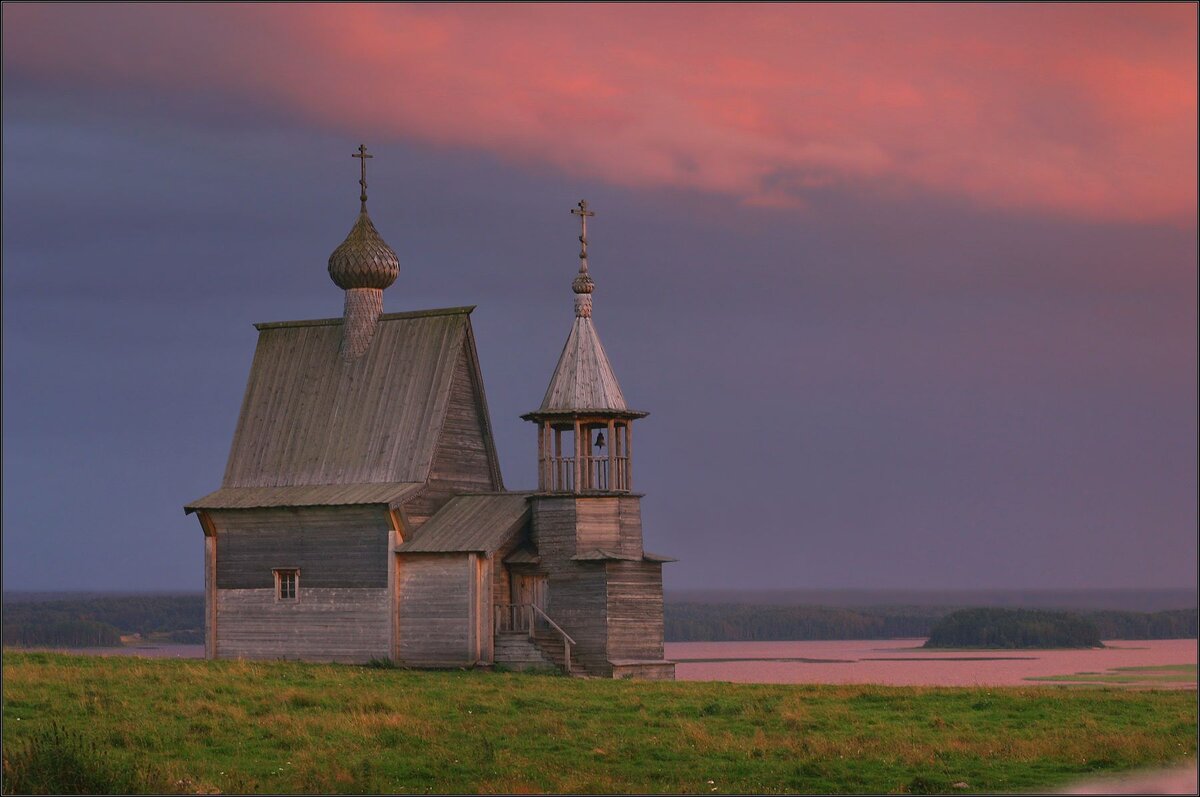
[537,315,630,413]
[396,493,530,553]
[219,306,473,489]
[185,482,424,513]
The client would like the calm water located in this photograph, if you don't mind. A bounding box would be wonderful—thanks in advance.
[666,638,1198,686]
[32,638,1198,687]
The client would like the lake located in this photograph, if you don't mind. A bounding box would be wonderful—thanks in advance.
[31,638,1197,687]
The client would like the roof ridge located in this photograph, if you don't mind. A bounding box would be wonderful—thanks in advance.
[254,305,476,330]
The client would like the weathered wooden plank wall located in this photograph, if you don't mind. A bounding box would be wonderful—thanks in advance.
[212,507,390,589]
[617,497,645,558]
[404,342,502,530]
[531,497,611,674]
[575,498,622,553]
[605,560,665,661]
[215,587,389,662]
[395,553,474,666]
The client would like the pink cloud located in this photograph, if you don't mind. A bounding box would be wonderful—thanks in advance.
[3,3,1195,223]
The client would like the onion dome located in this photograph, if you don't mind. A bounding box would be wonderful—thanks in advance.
[327,209,399,290]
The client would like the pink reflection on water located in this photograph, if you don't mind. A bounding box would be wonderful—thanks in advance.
[666,638,1198,687]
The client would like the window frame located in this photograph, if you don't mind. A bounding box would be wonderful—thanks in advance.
[273,568,300,602]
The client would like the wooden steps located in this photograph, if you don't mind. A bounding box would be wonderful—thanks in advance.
[493,631,558,671]
[493,630,587,676]
[530,629,586,676]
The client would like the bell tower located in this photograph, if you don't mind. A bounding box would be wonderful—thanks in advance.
[522,200,648,493]
[520,201,673,679]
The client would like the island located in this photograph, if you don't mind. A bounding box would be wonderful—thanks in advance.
[924,608,1104,649]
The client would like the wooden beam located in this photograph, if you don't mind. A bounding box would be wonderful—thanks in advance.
[537,421,546,491]
[573,418,582,494]
[389,526,400,662]
[388,508,407,542]
[554,427,562,491]
[626,422,633,491]
[467,553,479,665]
[204,534,216,659]
[607,419,616,492]
[197,510,217,538]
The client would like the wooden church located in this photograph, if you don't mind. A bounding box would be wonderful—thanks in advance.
[185,148,674,679]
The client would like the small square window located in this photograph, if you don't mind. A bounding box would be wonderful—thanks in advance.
[274,569,299,601]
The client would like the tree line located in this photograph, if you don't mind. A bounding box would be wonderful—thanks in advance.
[3,593,1195,647]
[664,602,1197,642]
[924,608,1103,649]
[3,595,204,648]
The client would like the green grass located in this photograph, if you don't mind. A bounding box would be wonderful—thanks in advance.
[1026,664,1197,687]
[2,652,1196,794]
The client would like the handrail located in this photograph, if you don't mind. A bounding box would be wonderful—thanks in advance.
[530,604,574,675]
[494,602,576,674]
[530,604,575,646]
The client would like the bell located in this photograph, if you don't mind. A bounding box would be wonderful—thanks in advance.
[594,430,606,450]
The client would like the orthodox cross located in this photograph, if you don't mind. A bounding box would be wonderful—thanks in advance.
[571,199,595,265]
[352,144,373,207]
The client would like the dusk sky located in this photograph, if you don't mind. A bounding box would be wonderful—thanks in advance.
[2,3,1196,593]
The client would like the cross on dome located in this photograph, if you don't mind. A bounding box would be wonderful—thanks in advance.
[352,144,373,208]
[570,200,596,316]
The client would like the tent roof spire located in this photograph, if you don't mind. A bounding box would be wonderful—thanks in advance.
[527,200,644,417]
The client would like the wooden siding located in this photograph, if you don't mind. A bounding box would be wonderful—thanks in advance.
[611,661,676,680]
[212,507,390,590]
[575,498,621,554]
[403,338,504,528]
[221,309,469,489]
[395,553,475,666]
[546,565,610,674]
[530,497,610,674]
[606,560,666,661]
[204,534,216,658]
[215,587,389,662]
[617,497,645,558]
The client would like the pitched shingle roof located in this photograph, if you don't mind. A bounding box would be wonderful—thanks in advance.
[220,307,473,489]
[537,315,629,413]
[396,493,530,553]
[185,482,424,512]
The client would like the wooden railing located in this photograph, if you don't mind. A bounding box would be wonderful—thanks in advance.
[493,603,576,674]
[546,457,575,492]
[542,455,630,492]
[531,604,575,675]
[494,602,532,633]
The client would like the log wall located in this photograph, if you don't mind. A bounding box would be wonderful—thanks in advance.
[212,506,390,590]
[404,343,501,530]
[215,587,389,662]
[606,560,666,661]
[530,497,610,673]
[395,553,476,666]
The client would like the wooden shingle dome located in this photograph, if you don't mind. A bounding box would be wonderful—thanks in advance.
[328,145,400,361]
[327,208,399,291]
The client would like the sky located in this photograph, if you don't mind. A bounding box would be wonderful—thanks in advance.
[2,3,1196,593]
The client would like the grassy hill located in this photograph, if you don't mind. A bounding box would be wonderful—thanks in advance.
[2,652,1195,794]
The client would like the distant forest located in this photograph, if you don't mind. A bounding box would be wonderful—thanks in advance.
[664,603,1198,642]
[924,608,1103,649]
[2,593,1195,647]
[3,595,203,648]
